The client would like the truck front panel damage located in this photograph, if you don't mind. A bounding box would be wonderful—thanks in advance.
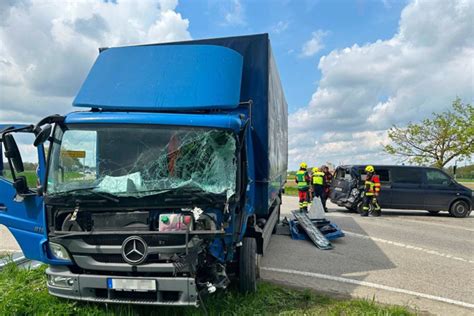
[47,266,198,306]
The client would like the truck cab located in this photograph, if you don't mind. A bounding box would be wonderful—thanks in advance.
[0,34,288,305]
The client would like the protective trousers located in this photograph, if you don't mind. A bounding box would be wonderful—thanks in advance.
[298,188,310,211]
[362,194,381,216]
[312,184,323,198]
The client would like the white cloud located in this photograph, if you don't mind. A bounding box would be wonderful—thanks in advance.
[0,0,191,125]
[224,0,246,26]
[273,20,289,34]
[300,30,329,57]
[289,0,474,169]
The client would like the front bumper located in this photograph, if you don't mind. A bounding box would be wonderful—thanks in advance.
[46,266,198,306]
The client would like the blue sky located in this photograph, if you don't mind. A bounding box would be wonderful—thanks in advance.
[0,0,472,169]
[179,0,407,113]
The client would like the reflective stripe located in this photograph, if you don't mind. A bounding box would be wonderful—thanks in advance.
[312,172,324,185]
[296,170,309,188]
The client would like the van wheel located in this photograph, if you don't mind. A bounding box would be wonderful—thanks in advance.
[449,200,471,218]
[428,210,440,215]
[239,237,258,293]
[356,202,364,214]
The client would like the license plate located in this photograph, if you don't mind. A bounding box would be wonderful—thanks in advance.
[107,278,156,292]
[335,187,343,191]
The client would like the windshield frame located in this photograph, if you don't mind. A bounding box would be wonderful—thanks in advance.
[44,122,241,202]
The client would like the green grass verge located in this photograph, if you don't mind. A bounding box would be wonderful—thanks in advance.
[0,263,413,316]
[284,186,298,196]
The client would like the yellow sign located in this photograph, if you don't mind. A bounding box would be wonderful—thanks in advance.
[61,150,86,158]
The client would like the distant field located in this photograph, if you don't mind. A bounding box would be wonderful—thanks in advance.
[460,182,474,189]
[2,170,83,188]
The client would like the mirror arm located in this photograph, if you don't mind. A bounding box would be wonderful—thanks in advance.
[35,114,64,130]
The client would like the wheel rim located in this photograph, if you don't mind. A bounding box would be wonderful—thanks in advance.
[454,202,467,215]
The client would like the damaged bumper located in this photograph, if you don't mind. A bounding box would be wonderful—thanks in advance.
[46,266,198,306]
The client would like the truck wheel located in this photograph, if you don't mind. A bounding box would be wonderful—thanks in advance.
[239,237,257,293]
[449,200,471,218]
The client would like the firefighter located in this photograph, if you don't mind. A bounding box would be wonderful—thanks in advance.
[322,165,332,212]
[361,165,381,216]
[311,167,325,207]
[295,162,311,212]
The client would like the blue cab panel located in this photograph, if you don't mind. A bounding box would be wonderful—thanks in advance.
[73,45,243,111]
[65,111,243,132]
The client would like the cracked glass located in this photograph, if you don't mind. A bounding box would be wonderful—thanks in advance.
[47,125,237,198]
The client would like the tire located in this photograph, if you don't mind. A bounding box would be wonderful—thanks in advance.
[239,237,258,293]
[449,200,471,218]
[356,202,364,214]
[428,210,440,215]
[345,206,357,213]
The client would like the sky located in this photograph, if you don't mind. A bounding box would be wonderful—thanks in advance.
[0,0,473,169]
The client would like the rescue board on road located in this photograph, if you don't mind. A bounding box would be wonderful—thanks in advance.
[292,210,333,250]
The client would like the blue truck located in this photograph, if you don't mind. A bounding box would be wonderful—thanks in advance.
[0,34,288,305]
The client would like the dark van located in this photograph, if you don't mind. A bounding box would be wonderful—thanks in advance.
[330,165,473,218]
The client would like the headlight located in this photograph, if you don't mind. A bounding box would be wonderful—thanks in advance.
[48,275,75,288]
[48,242,71,261]
[351,188,360,196]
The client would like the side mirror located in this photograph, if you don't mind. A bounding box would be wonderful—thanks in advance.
[13,176,29,195]
[3,133,24,173]
[34,124,52,147]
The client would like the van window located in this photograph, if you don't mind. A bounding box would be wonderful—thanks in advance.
[392,168,422,184]
[426,169,451,186]
[377,169,390,182]
[336,168,351,180]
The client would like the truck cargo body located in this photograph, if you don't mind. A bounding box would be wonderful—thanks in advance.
[0,34,288,305]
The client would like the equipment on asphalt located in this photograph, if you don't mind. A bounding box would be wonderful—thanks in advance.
[291,210,333,250]
[288,197,344,249]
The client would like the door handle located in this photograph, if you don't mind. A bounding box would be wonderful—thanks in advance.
[0,204,7,211]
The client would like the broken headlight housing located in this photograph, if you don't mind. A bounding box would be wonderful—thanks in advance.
[48,275,75,288]
[48,242,71,261]
[351,188,360,197]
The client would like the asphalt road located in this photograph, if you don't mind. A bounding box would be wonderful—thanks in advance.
[261,195,474,315]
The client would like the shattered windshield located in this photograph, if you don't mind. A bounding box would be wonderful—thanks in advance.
[47,124,237,199]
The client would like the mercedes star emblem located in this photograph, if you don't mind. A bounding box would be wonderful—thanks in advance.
[121,236,148,265]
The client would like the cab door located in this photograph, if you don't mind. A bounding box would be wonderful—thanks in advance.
[0,125,49,262]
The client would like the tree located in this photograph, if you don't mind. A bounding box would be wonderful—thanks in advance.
[384,98,474,168]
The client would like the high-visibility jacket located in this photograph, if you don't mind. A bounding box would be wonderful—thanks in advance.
[312,171,325,185]
[295,170,310,189]
[365,174,381,196]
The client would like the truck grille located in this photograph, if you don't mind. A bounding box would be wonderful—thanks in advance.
[91,254,162,264]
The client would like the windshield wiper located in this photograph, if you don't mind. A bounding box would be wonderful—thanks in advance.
[48,187,120,203]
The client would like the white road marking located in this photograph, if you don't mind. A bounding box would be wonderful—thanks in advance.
[326,212,474,233]
[344,231,474,264]
[261,267,474,309]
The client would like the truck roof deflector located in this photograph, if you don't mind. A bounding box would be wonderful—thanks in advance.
[73,45,244,111]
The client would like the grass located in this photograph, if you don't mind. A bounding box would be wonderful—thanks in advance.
[284,186,298,196]
[0,263,413,316]
[3,169,84,189]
